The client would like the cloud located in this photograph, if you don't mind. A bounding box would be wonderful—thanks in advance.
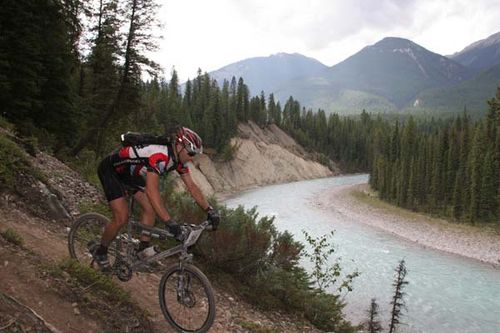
[228,0,419,50]
[156,0,500,81]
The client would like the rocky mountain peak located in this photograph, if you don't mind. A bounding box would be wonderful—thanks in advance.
[459,31,500,53]
[450,30,500,69]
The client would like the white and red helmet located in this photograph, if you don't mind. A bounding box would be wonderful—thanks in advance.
[176,127,203,156]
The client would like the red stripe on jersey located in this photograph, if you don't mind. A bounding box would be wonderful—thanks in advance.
[134,165,143,176]
[149,152,169,173]
[119,147,130,158]
[176,162,190,175]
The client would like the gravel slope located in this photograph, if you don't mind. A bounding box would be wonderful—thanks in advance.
[313,183,500,267]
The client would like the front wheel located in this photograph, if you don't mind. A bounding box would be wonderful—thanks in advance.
[68,212,119,268]
[159,264,216,333]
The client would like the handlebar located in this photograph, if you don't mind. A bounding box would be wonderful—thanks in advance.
[198,220,213,231]
[182,220,214,247]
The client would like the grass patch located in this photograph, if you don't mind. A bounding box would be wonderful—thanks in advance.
[0,132,48,191]
[0,116,15,132]
[235,318,280,333]
[78,201,111,218]
[40,259,152,332]
[58,259,130,304]
[1,228,24,246]
[350,188,422,221]
[40,262,65,279]
[0,134,32,190]
[351,187,500,235]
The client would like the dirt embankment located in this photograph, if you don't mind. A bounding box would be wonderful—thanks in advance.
[185,121,338,197]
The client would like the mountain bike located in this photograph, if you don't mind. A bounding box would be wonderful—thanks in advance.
[67,197,216,333]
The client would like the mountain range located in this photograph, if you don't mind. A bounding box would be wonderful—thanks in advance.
[207,32,500,115]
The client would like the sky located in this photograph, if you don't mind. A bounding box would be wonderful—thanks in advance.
[152,0,500,82]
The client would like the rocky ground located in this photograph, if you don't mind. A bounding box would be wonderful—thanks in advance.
[1,149,322,333]
[187,121,337,197]
[313,183,500,267]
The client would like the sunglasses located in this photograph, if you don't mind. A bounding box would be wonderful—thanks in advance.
[179,145,196,157]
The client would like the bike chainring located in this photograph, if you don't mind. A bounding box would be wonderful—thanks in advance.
[114,260,133,282]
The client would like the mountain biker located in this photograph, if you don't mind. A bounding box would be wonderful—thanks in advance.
[91,126,220,271]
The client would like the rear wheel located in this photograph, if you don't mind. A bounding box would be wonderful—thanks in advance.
[159,264,216,333]
[68,213,120,268]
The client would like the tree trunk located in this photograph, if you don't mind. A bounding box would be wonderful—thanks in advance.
[70,0,138,156]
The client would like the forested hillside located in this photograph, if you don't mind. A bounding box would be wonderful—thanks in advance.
[259,91,498,224]
[370,94,499,223]
[1,0,498,224]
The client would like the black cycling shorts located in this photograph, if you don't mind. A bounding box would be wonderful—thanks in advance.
[97,156,145,202]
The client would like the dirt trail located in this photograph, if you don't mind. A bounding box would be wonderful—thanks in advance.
[0,219,102,333]
[0,201,321,333]
[0,128,327,332]
[0,246,102,333]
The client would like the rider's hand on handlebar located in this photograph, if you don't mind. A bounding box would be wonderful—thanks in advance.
[165,219,184,241]
[206,207,220,231]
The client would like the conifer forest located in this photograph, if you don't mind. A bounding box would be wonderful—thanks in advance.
[1,0,498,224]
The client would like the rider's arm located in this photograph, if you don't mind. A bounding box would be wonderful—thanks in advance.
[181,173,211,211]
[145,171,171,222]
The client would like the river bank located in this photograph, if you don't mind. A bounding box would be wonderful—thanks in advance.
[313,183,500,267]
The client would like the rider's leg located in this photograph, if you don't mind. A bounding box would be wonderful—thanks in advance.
[89,196,128,270]
[133,191,155,249]
[100,197,129,247]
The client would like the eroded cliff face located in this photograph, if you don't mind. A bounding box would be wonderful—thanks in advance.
[180,122,338,197]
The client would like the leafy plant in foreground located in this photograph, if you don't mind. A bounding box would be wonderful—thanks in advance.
[302,230,360,293]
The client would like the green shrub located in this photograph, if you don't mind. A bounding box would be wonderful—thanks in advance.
[218,141,241,162]
[303,230,360,293]
[167,192,354,331]
[0,135,31,190]
[0,116,14,131]
[304,292,354,332]
[1,228,24,246]
[196,206,277,279]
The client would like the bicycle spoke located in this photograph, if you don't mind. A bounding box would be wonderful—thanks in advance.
[68,213,119,267]
[161,269,212,332]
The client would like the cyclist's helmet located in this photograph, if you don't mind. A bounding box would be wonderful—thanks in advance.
[176,127,203,156]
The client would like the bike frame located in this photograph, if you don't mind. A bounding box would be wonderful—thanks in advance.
[121,195,209,271]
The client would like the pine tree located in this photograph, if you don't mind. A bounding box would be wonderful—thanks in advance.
[1,0,78,149]
[275,102,282,126]
[446,124,460,208]
[221,80,235,144]
[72,0,161,155]
[460,112,472,220]
[365,298,383,333]
[468,124,486,222]
[389,259,409,333]
[236,77,248,121]
[479,150,497,221]
[268,93,277,124]
[167,69,183,124]
[79,0,122,151]
[407,157,418,209]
